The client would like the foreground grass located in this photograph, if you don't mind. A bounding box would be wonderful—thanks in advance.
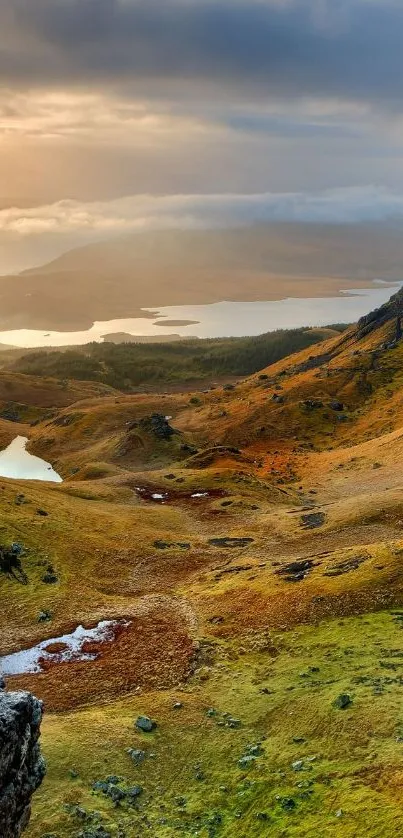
[27,610,403,838]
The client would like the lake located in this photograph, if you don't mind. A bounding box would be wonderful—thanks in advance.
[0,282,400,347]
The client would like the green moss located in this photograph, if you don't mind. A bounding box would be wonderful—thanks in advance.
[25,610,403,838]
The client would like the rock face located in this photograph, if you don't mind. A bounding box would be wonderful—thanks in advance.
[139,413,178,440]
[357,286,403,339]
[0,691,46,838]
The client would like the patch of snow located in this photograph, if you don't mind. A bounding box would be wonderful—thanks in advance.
[0,619,130,676]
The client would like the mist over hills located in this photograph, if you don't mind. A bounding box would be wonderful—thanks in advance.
[1,221,403,332]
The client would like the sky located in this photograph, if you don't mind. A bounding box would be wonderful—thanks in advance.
[2,0,403,272]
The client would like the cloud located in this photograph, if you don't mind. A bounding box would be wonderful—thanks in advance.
[0,0,403,109]
[3,184,403,273]
[3,185,403,238]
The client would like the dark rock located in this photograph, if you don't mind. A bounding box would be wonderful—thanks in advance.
[105,785,125,803]
[0,691,46,838]
[226,718,242,729]
[126,785,143,801]
[302,399,323,410]
[41,571,58,585]
[301,512,326,529]
[329,401,344,412]
[333,693,352,710]
[127,748,146,765]
[38,610,52,623]
[153,540,190,550]
[139,413,178,441]
[208,537,254,548]
[181,443,198,455]
[324,555,367,577]
[0,543,28,585]
[0,404,20,422]
[280,797,296,812]
[36,509,49,517]
[275,559,315,582]
[135,715,156,732]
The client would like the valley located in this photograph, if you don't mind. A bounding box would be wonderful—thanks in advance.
[2,288,403,836]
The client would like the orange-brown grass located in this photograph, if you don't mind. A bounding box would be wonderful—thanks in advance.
[7,602,196,712]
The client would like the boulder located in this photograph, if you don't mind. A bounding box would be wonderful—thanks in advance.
[0,691,46,838]
[135,715,156,732]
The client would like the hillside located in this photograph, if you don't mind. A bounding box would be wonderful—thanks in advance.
[7,326,345,391]
[2,289,403,837]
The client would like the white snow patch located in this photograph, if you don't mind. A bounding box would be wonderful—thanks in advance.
[0,619,130,676]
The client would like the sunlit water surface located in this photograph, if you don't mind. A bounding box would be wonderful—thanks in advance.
[0,436,62,482]
[0,282,400,347]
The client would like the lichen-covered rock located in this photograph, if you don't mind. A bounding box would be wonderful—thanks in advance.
[0,691,46,837]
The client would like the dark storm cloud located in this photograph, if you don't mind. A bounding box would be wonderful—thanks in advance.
[1,0,403,106]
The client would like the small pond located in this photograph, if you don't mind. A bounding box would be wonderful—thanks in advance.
[0,436,62,482]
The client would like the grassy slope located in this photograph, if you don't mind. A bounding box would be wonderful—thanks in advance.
[1,317,403,836]
[8,327,344,391]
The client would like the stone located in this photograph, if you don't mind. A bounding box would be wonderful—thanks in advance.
[301,512,326,529]
[41,571,58,584]
[127,748,146,765]
[333,693,352,710]
[126,785,143,800]
[0,690,46,838]
[275,559,315,582]
[135,715,156,732]
[292,760,305,771]
[38,609,52,622]
[280,797,296,811]
[238,755,256,769]
[106,785,125,803]
[226,717,242,729]
[208,537,254,548]
[139,413,178,440]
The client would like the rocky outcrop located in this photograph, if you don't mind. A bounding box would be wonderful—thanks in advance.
[139,413,178,440]
[0,691,46,838]
[357,286,403,339]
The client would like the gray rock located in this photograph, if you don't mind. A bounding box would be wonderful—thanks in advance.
[127,747,146,765]
[0,690,46,838]
[135,715,156,732]
[208,537,254,548]
[333,693,352,710]
[238,755,256,769]
[292,760,305,771]
[37,610,52,623]
[126,785,143,801]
